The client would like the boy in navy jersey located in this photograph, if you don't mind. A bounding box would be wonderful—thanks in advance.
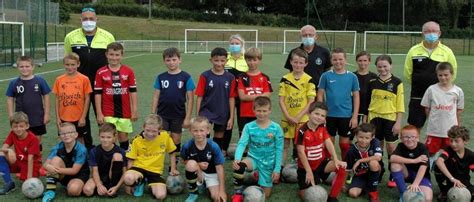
[83,123,126,197]
[345,123,383,202]
[196,47,237,150]
[435,126,474,201]
[95,42,138,151]
[152,47,195,163]
[181,116,226,202]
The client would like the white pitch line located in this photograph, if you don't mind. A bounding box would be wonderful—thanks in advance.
[0,53,148,83]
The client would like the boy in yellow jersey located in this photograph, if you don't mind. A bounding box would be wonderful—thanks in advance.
[279,48,316,170]
[123,114,179,199]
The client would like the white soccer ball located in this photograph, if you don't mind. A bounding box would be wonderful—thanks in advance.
[243,170,258,185]
[22,178,44,199]
[448,187,471,202]
[304,185,328,202]
[243,185,265,202]
[166,175,186,194]
[281,163,298,183]
[402,191,425,202]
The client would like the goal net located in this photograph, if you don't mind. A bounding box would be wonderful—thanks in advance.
[184,29,258,54]
[283,30,357,54]
[364,31,422,55]
[0,21,24,67]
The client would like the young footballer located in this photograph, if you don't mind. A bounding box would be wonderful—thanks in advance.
[181,116,226,202]
[83,123,126,197]
[295,101,347,202]
[95,42,138,151]
[354,51,377,124]
[232,96,284,201]
[390,125,432,202]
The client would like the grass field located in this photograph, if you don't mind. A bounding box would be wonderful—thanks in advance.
[0,53,473,201]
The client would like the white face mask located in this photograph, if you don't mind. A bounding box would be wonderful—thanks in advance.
[82,20,96,32]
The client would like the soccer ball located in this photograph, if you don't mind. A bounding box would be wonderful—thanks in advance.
[243,185,265,202]
[166,175,186,194]
[227,143,237,159]
[448,187,471,202]
[22,178,44,199]
[243,170,258,185]
[304,185,327,202]
[281,163,298,183]
[402,191,425,202]
[325,172,336,185]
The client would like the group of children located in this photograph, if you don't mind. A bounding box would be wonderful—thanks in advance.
[0,40,471,202]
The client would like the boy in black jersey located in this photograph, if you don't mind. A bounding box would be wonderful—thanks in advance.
[83,123,126,197]
[390,125,432,202]
[181,116,226,202]
[435,126,474,201]
[345,123,382,202]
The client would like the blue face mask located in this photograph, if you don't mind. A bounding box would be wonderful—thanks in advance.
[229,45,241,54]
[424,33,439,43]
[302,37,315,46]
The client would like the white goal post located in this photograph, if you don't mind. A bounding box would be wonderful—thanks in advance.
[363,31,422,55]
[0,21,25,56]
[184,29,258,54]
[283,30,357,55]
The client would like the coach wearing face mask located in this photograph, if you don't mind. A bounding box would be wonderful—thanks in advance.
[63,5,115,149]
[284,25,331,86]
[404,21,457,129]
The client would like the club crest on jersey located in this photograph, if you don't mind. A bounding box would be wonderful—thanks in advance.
[177,81,184,89]
[121,75,129,80]
[387,83,394,92]
[113,75,120,80]
[225,81,229,88]
[34,84,39,92]
[206,151,212,161]
[267,133,274,139]
[160,144,166,149]
[315,58,322,65]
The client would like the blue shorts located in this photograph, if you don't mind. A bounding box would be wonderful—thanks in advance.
[248,157,273,188]
[406,170,432,188]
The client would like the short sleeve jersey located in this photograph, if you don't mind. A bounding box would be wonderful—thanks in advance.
[355,71,378,116]
[279,72,316,122]
[439,147,474,186]
[180,139,225,174]
[345,138,383,176]
[153,71,195,119]
[47,141,89,176]
[126,131,176,174]
[421,84,464,137]
[295,123,331,170]
[284,44,331,86]
[89,145,127,177]
[4,131,41,165]
[237,72,273,117]
[318,70,360,118]
[5,76,51,127]
[393,142,430,179]
[94,65,137,118]
[235,121,284,173]
[195,70,237,125]
[52,73,92,122]
[367,75,405,121]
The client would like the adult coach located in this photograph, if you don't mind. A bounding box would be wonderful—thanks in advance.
[284,25,331,85]
[64,6,115,149]
[404,21,457,128]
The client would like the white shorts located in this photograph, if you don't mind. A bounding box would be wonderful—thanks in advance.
[200,171,219,188]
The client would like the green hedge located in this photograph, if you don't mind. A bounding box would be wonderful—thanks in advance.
[65,3,471,39]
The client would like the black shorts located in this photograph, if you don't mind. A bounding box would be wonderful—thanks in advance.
[61,120,87,138]
[161,117,183,134]
[297,158,330,190]
[129,167,165,185]
[59,169,90,186]
[238,117,256,133]
[326,117,351,138]
[29,125,46,136]
[212,123,226,133]
[370,118,399,142]
[408,98,426,128]
[347,174,371,190]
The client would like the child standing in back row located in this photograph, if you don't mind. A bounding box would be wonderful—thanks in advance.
[354,51,377,124]
[95,42,138,151]
[6,56,51,149]
[279,48,316,166]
